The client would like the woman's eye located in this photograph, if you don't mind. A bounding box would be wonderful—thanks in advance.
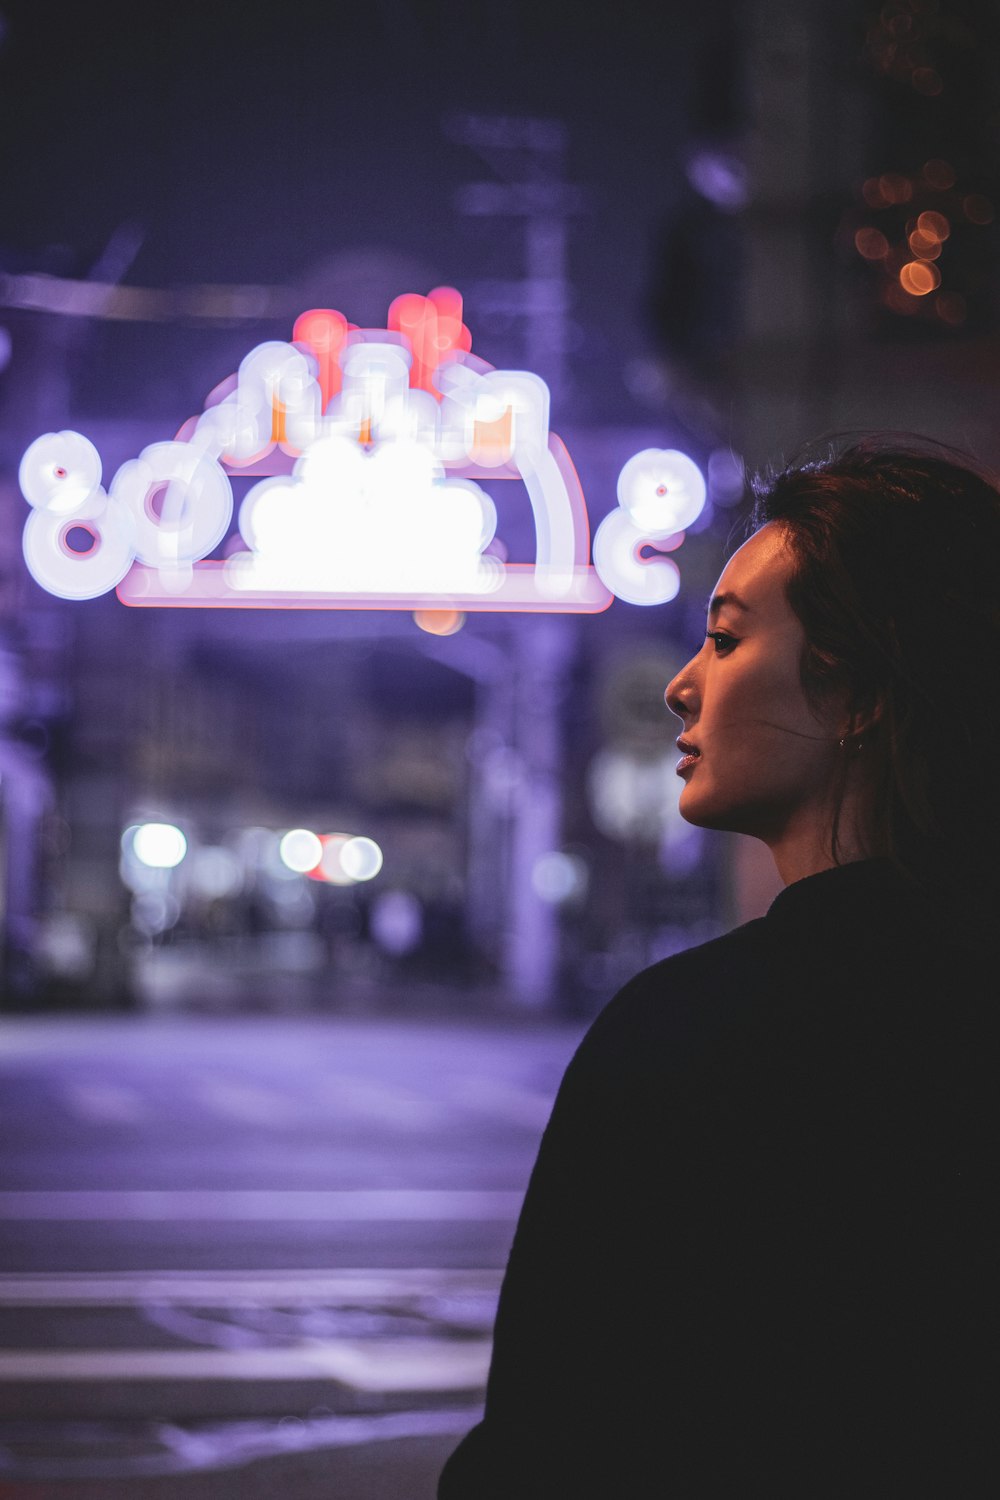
[705,631,737,654]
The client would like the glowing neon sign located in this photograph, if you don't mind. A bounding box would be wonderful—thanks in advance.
[18,288,705,610]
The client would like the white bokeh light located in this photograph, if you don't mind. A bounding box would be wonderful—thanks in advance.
[132,823,188,869]
[279,828,323,874]
[317,834,354,885]
[370,890,423,955]
[340,836,383,882]
[531,851,588,904]
[190,846,243,899]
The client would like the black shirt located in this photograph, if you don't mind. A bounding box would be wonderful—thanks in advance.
[439,860,995,1497]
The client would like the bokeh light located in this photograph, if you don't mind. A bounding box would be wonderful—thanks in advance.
[963,194,994,225]
[190,847,243,900]
[907,230,941,260]
[855,227,890,260]
[370,890,423,955]
[414,610,466,636]
[132,823,187,869]
[131,892,181,936]
[340,837,383,882]
[922,159,955,190]
[316,834,354,885]
[278,828,323,874]
[916,211,950,242]
[899,261,940,296]
[878,172,912,205]
[531,851,588,905]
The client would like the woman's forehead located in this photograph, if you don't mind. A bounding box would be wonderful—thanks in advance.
[712,523,795,611]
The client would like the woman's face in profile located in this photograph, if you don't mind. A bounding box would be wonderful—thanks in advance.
[665,523,847,846]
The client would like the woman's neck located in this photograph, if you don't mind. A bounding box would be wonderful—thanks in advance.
[767,786,879,887]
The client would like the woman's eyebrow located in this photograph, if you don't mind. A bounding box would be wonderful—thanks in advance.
[706,591,751,618]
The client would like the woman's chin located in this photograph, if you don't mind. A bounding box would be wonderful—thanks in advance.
[678,786,736,834]
[677,793,713,830]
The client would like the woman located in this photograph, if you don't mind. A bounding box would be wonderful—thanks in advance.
[439,438,998,1498]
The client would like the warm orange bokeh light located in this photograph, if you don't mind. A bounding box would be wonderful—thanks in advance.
[917,211,950,242]
[908,231,942,260]
[922,159,955,190]
[862,177,886,207]
[414,609,466,636]
[899,261,941,296]
[879,172,913,204]
[855,227,890,260]
[963,194,995,225]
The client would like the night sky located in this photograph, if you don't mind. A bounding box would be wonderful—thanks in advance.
[0,0,740,424]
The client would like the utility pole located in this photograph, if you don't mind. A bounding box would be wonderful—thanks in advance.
[450,115,584,1008]
[448,113,584,405]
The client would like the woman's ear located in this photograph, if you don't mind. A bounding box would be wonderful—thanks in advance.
[847,691,884,740]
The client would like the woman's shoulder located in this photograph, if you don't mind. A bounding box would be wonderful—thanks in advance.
[613,918,772,1013]
[568,918,775,1085]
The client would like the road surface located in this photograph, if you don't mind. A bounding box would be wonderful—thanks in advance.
[0,1011,588,1498]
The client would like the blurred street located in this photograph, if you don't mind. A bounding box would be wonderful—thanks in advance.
[0,1009,587,1498]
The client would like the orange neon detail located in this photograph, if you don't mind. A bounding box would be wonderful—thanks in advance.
[271,397,288,445]
[358,418,373,445]
[388,287,472,398]
[471,406,513,466]
[293,308,349,410]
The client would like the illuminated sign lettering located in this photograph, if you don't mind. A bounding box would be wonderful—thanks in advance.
[18,289,705,610]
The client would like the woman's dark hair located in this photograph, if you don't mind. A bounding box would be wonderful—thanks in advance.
[747,434,1000,912]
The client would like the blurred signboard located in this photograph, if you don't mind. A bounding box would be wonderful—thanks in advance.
[18,289,705,613]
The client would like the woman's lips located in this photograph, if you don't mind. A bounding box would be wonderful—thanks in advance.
[675,737,700,774]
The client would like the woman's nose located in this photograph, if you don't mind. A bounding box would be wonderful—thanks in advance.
[665,659,697,721]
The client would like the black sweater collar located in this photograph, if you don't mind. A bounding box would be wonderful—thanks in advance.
[766,858,908,926]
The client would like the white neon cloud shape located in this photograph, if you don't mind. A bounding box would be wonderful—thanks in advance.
[593,448,706,607]
[228,431,503,596]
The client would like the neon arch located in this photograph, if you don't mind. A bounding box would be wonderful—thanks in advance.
[18,288,704,611]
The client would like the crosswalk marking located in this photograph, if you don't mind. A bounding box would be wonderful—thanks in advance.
[0,1338,492,1392]
[322,1073,451,1126]
[0,1267,503,1304]
[62,1081,147,1123]
[0,1407,481,1481]
[0,1188,523,1221]
[194,1074,302,1125]
[448,1075,554,1129]
[53,1074,549,1128]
